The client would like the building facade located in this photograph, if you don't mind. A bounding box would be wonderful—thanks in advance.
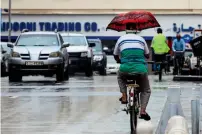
[1,0,202,73]
[1,0,202,44]
[1,0,202,14]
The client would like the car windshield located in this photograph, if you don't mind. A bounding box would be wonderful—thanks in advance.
[16,34,59,46]
[62,36,87,46]
[90,41,102,52]
[107,56,116,64]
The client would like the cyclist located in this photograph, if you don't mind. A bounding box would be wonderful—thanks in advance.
[113,23,151,121]
[151,28,170,65]
[172,34,186,75]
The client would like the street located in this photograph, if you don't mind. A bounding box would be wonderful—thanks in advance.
[1,74,201,133]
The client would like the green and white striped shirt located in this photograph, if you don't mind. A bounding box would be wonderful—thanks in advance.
[113,34,149,74]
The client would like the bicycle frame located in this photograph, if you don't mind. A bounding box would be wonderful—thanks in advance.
[129,85,140,108]
[155,61,168,81]
[123,81,140,134]
[124,83,140,113]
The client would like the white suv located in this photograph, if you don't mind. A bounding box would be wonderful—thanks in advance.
[61,33,95,77]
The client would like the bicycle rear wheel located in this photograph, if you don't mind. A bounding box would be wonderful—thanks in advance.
[129,105,138,134]
[158,64,162,81]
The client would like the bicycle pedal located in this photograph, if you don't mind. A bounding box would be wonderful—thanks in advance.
[122,108,129,114]
[122,108,127,111]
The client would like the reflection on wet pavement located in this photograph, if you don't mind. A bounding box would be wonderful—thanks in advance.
[1,75,201,133]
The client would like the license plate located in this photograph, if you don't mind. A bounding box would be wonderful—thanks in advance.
[25,61,44,65]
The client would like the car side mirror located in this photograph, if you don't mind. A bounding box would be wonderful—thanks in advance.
[103,49,107,53]
[103,47,109,53]
[2,50,7,54]
[89,43,95,47]
[62,42,70,48]
[7,42,14,48]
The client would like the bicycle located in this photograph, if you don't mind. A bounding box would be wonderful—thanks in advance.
[122,76,140,134]
[148,60,168,81]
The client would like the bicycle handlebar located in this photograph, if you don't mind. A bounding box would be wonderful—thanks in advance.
[174,51,184,53]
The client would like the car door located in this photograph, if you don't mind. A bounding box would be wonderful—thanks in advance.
[59,34,69,67]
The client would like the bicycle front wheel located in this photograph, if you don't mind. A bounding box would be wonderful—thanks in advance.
[129,105,138,134]
[158,64,162,81]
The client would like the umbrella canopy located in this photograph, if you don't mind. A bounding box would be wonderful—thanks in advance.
[106,10,160,32]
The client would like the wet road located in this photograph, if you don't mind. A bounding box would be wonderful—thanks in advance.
[1,74,201,133]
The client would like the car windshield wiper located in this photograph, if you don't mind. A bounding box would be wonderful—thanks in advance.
[17,45,26,46]
[34,45,46,46]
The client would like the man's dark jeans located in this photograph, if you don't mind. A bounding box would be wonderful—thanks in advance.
[173,52,185,75]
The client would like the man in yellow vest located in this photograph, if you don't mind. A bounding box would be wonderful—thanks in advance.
[151,28,170,67]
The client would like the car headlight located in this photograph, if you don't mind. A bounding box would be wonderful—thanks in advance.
[49,52,61,57]
[81,52,88,57]
[93,55,103,61]
[12,52,20,57]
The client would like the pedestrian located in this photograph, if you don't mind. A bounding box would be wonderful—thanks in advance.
[167,36,173,55]
[166,36,173,72]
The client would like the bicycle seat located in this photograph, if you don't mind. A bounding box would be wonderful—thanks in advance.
[155,61,162,64]
[126,82,139,88]
[127,80,136,84]
[125,74,141,87]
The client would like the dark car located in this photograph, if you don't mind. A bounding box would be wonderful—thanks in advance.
[1,42,11,76]
[88,39,107,75]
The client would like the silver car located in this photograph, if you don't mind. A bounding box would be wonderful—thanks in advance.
[7,31,70,82]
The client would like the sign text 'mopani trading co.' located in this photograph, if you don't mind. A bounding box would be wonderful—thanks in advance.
[1,14,202,41]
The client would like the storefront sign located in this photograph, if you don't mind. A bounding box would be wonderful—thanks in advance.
[172,23,201,33]
[1,14,202,40]
[1,21,99,32]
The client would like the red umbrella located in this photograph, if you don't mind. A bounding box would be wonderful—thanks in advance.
[106,10,160,32]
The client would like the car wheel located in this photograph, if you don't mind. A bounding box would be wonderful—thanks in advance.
[64,66,69,81]
[99,67,107,76]
[56,63,64,82]
[85,65,93,77]
[1,63,6,77]
[44,74,54,77]
[9,68,22,82]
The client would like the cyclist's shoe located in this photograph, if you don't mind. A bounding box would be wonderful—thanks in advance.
[119,97,128,104]
[154,71,158,75]
[139,113,151,121]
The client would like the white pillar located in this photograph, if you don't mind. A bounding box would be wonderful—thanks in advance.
[199,85,202,134]
[191,87,200,134]
[136,121,154,134]
[165,115,189,134]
